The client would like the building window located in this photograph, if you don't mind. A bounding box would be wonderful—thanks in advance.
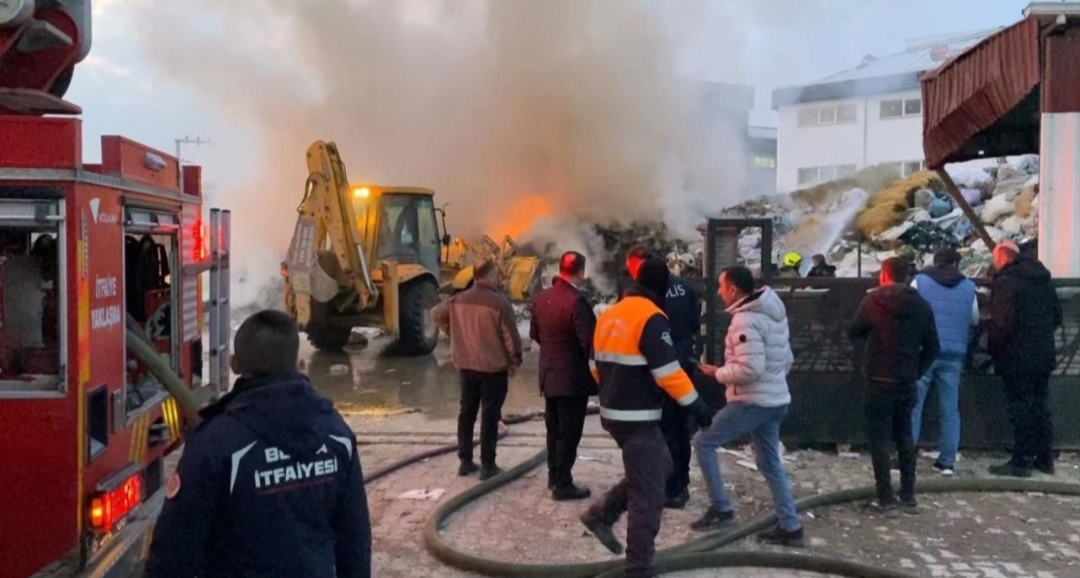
[797,167,819,185]
[903,160,926,176]
[798,108,820,126]
[881,97,922,119]
[797,164,859,186]
[754,155,776,169]
[798,103,857,127]
[837,104,857,123]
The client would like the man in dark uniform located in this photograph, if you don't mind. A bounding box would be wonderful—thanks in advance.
[580,258,714,578]
[530,251,597,501]
[145,310,371,578]
[626,247,701,508]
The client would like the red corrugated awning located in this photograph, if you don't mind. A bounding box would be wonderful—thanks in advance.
[921,17,1042,168]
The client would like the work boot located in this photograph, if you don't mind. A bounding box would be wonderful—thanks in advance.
[900,497,920,516]
[756,525,806,548]
[690,507,736,532]
[552,484,591,501]
[479,464,504,481]
[862,500,900,517]
[989,461,1032,478]
[1033,457,1055,476]
[458,461,480,477]
[579,511,624,555]
[664,489,690,510]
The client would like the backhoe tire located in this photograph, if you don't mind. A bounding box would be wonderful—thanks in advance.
[306,323,352,352]
[398,279,440,356]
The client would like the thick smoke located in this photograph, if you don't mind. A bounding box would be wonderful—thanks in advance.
[128,0,773,297]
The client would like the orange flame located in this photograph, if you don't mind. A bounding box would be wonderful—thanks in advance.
[489,195,552,240]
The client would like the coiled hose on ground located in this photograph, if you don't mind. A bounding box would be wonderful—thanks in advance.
[406,413,1080,578]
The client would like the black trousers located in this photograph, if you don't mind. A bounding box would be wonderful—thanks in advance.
[864,383,916,505]
[660,397,693,498]
[457,369,509,466]
[545,395,589,490]
[1001,370,1054,467]
[588,426,672,578]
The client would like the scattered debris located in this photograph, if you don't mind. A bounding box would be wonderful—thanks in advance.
[329,364,350,376]
[397,489,447,501]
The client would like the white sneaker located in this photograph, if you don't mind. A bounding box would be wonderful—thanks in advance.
[932,462,955,477]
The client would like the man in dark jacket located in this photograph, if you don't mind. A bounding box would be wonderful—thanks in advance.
[849,258,940,513]
[146,310,371,578]
[580,258,714,578]
[986,241,1063,477]
[530,251,597,501]
[806,254,836,278]
[626,247,701,509]
[910,248,979,477]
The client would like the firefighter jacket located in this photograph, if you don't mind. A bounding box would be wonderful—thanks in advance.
[145,372,371,578]
[590,291,699,430]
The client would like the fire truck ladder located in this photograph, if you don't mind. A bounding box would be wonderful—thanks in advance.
[208,209,232,394]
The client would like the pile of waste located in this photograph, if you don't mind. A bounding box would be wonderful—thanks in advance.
[720,156,1040,278]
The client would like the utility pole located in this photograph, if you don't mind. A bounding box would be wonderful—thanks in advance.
[175,136,212,194]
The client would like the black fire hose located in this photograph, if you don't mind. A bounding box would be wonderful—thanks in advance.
[362,410,554,484]
[417,441,1080,578]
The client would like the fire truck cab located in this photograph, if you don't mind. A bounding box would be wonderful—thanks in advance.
[0,118,233,578]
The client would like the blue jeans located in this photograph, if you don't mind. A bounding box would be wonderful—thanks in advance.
[911,359,962,468]
[692,402,801,532]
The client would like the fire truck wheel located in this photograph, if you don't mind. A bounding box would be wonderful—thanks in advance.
[49,64,75,99]
[306,323,352,352]
[398,279,439,356]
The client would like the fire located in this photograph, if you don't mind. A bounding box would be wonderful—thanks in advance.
[489,195,552,240]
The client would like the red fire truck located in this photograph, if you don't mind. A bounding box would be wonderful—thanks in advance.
[0,3,232,577]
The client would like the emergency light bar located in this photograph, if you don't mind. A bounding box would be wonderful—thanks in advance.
[88,471,143,532]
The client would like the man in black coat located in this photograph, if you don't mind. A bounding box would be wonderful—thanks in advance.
[849,257,940,514]
[146,310,371,578]
[530,251,597,500]
[986,240,1063,477]
[626,247,702,509]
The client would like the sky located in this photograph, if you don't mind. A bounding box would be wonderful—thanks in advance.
[64,0,1036,296]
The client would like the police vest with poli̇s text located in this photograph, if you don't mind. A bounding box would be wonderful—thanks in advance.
[589,293,699,428]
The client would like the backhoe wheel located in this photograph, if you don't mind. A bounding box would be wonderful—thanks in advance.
[306,323,352,352]
[398,279,440,355]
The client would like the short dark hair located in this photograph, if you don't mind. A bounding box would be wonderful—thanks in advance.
[559,251,586,277]
[812,254,825,263]
[626,247,650,262]
[720,265,755,294]
[880,257,910,284]
[234,310,300,375]
[933,247,962,267]
[475,259,497,279]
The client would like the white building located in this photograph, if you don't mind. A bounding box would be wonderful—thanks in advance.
[771,29,1000,193]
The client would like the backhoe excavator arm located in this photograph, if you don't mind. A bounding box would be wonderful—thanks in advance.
[283,141,377,327]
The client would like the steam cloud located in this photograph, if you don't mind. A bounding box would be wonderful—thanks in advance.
[129,0,874,298]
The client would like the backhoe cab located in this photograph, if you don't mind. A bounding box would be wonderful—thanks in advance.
[282,141,541,355]
[283,141,444,354]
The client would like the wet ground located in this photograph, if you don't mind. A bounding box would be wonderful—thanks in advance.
[300,331,547,420]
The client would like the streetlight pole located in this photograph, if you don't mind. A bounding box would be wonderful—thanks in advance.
[175,136,212,194]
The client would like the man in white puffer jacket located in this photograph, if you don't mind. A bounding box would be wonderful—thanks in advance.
[691,266,804,547]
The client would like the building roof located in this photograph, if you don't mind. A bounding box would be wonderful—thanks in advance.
[772,28,1000,108]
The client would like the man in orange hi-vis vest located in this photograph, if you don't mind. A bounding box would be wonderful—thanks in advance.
[578,258,715,578]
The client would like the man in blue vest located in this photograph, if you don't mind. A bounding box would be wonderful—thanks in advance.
[910,248,979,477]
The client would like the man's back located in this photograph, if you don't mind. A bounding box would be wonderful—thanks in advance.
[914,268,976,360]
[146,373,370,578]
[850,285,940,384]
[530,278,596,397]
[434,281,522,373]
[988,256,1062,374]
[664,275,699,365]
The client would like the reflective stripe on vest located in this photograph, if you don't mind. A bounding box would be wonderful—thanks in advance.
[599,407,663,421]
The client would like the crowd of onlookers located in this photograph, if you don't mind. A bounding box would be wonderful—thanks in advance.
[135,239,1063,578]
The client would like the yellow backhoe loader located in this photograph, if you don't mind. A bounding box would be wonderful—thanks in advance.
[282,141,541,354]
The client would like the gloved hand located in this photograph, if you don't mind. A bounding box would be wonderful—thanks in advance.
[687,398,716,430]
